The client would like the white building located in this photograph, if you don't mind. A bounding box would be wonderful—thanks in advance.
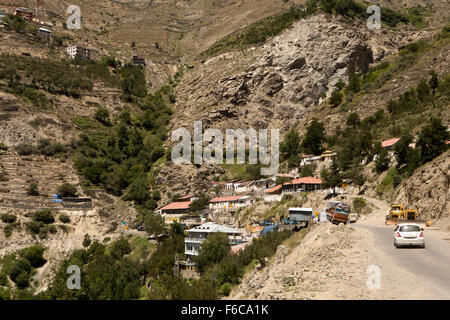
[38,27,52,38]
[184,222,244,257]
[66,46,91,60]
[209,195,254,213]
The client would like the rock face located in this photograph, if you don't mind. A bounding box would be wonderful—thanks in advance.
[394,151,450,230]
[159,13,415,200]
[171,13,413,135]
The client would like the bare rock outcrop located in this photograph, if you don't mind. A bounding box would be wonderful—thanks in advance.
[394,151,450,229]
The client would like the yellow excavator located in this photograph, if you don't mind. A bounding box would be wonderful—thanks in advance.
[385,204,403,225]
[398,209,429,226]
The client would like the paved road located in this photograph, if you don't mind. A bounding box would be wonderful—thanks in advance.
[357,224,450,299]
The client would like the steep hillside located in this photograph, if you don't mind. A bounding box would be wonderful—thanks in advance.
[394,150,450,230]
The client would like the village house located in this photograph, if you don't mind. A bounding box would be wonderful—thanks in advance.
[263,177,323,202]
[247,178,276,193]
[209,195,255,213]
[132,54,146,66]
[37,27,52,38]
[212,178,276,195]
[66,46,91,60]
[264,184,284,202]
[381,137,400,149]
[234,181,252,193]
[15,7,34,21]
[284,177,323,192]
[299,154,321,167]
[184,222,244,257]
[0,10,6,23]
[156,201,192,224]
[320,150,337,160]
[178,194,199,202]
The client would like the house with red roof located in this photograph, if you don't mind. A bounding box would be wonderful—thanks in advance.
[285,177,323,192]
[209,195,255,212]
[263,176,323,202]
[381,137,401,149]
[156,201,192,224]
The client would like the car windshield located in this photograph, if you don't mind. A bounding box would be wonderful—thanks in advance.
[399,225,421,232]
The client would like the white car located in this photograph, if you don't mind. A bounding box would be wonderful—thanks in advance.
[348,213,358,223]
[393,223,425,248]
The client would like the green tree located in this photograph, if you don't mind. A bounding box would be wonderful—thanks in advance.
[144,211,166,238]
[21,245,46,268]
[189,194,210,211]
[94,107,111,126]
[301,119,326,155]
[33,209,55,224]
[280,128,301,164]
[83,234,92,248]
[124,176,150,205]
[320,160,343,194]
[393,134,413,169]
[328,88,343,107]
[346,112,360,128]
[347,68,360,94]
[417,117,449,163]
[428,70,439,94]
[195,233,230,274]
[57,183,78,197]
[27,183,39,196]
[375,143,390,173]
[416,78,430,102]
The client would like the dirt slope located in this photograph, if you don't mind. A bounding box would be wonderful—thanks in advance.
[229,196,439,300]
[394,150,450,230]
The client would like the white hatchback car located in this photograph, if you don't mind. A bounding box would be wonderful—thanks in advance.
[393,223,425,248]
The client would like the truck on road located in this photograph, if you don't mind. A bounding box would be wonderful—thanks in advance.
[326,201,350,224]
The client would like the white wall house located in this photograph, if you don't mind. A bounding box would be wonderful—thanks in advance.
[209,195,254,213]
[66,46,91,60]
[184,222,244,257]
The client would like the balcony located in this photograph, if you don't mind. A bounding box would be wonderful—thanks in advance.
[185,249,199,256]
[185,237,206,244]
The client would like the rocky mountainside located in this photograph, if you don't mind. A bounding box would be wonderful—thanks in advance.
[394,150,450,230]
[169,13,418,133]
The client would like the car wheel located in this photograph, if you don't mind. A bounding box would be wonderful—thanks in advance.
[394,242,398,248]
[422,244,426,249]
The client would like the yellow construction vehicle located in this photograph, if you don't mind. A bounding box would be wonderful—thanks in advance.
[398,208,428,226]
[385,204,404,225]
[402,209,418,220]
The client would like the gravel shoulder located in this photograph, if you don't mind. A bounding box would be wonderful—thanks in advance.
[229,195,445,300]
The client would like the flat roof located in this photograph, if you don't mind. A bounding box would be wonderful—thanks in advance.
[187,222,242,234]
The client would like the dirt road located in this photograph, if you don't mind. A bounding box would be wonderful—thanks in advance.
[352,195,450,299]
[230,194,449,300]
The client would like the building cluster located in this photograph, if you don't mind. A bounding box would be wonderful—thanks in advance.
[156,172,325,277]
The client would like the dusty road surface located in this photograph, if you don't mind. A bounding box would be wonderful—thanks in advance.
[353,194,450,299]
[357,224,450,299]
[230,195,449,300]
